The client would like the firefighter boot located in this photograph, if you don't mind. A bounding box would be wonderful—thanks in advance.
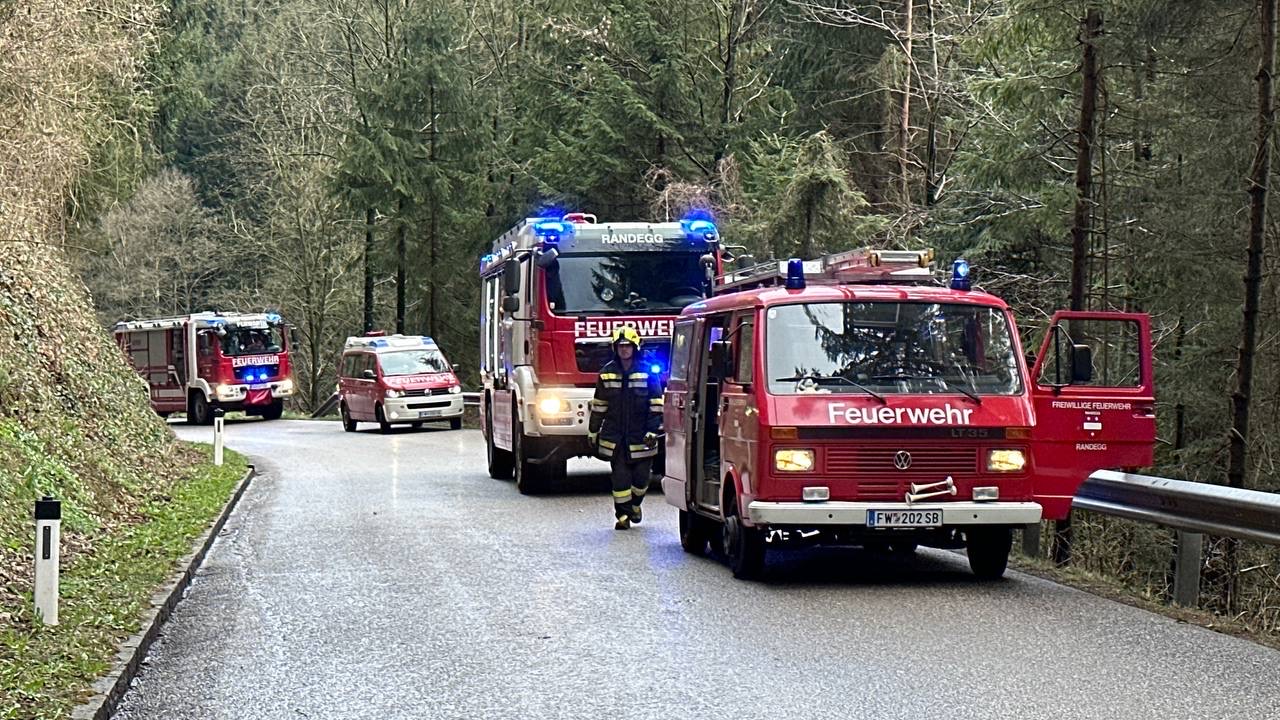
[614,511,632,530]
[612,487,633,530]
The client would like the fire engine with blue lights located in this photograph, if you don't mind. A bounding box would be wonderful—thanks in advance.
[664,249,1157,580]
[479,212,722,493]
[114,311,295,424]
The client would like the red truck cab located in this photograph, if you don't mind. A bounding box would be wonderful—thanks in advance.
[664,251,1156,579]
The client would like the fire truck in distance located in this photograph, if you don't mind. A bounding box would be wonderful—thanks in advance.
[480,212,722,494]
[114,312,296,424]
[664,249,1156,580]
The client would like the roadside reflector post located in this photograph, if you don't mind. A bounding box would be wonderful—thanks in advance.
[213,407,225,466]
[34,496,60,626]
[1172,530,1203,607]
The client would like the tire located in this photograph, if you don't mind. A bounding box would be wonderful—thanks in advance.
[411,422,424,430]
[723,499,766,580]
[679,510,711,557]
[376,404,392,434]
[513,417,545,495]
[485,405,514,480]
[966,527,1012,580]
[340,402,357,432]
[260,400,284,421]
[449,417,463,431]
[187,392,212,426]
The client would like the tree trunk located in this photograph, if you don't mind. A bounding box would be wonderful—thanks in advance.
[924,0,939,206]
[396,197,406,334]
[363,207,375,333]
[1225,0,1278,610]
[428,83,439,336]
[1055,5,1103,567]
[897,0,914,210]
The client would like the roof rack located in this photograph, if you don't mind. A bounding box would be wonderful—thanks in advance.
[715,248,937,293]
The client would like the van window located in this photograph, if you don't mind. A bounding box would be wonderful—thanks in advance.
[735,320,755,385]
[669,322,693,382]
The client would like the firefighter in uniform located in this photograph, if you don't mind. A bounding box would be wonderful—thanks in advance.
[588,326,664,530]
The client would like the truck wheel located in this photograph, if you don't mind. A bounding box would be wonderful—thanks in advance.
[513,422,546,495]
[187,392,212,426]
[340,402,357,432]
[260,400,284,421]
[966,527,1012,580]
[375,404,392,434]
[485,406,514,480]
[679,510,711,557]
[724,499,766,580]
[449,417,463,431]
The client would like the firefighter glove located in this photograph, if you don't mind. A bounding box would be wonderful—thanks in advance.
[644,432,659,448]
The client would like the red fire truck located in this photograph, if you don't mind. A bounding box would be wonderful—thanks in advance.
[664,249,1156,580]
[479,212,722,494]
[114,312,296,424]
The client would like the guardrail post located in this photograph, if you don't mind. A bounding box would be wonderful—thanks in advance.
[1172,530,1203,607]
[1021,522,1041,558]
[34,497,60,625]
[213,408,225,466]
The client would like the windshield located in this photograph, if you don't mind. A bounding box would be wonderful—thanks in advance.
[543,252,708,314]
[378,349,450,377]
[221,326,284,357]
[766,302,1021,396]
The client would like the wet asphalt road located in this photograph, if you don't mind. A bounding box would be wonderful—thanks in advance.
[113,419,1280,720]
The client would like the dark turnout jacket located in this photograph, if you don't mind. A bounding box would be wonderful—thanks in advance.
[589,358,663,461]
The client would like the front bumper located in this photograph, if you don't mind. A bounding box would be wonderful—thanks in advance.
[529,388,594,436]
[383,395,464,423]
[747,501,1042,527]
[214,380,295,403]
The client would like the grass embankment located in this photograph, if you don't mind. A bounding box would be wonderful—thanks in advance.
[0,442,247,719]
[0,247,249,719]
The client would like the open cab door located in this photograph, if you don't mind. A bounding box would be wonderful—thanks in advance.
[1029,311,1156,520]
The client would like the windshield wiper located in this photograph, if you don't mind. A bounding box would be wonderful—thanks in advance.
[870,373,982,404]
[774,374,886,404]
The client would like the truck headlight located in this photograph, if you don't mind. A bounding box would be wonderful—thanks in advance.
[448,385,462,394]
[538,395,570,415]
[276,378,294,394]
[385,388,404,399]
[986,449,1026,472]
[775,449,815,472]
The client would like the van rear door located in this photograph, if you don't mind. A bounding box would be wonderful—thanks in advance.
[1028,311,1157,520]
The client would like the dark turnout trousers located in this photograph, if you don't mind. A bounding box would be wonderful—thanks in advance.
[611,456,652,519]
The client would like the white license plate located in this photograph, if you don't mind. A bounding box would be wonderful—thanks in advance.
[866,509,942,528]
[418,409,443,418]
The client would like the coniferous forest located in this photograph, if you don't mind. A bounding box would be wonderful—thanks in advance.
[6,0,1280,639]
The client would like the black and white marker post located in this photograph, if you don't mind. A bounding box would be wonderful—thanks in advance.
[34,496,60,626]
[213,407,225,467]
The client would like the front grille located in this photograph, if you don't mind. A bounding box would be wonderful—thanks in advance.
[402,388,453,398]
[824,445,980,501]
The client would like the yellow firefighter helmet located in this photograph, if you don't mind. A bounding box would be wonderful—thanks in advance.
[611,326,642,349]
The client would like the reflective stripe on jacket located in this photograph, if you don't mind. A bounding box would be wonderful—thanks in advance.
[589,359,663,461]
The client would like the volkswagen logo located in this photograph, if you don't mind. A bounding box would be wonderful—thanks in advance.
[893,451,913,470]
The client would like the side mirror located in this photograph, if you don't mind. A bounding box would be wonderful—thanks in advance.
[535,247,559,269]
[362,369,377,380]
[502,259,522,296]
[290,327,300,346]
[1070,343,1093,384]
[502,295,520,313]
[452,363,461,374]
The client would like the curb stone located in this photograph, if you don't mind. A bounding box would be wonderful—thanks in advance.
[70,464,257,720]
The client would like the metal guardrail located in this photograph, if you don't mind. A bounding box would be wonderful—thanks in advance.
[462,392,480,407]
[1071,469,1280,607]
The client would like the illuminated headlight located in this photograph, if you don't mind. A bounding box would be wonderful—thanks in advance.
[538,395,570,416]
[276,378,294,394]
[775,449,815,472]
[986,449,1027,472]
[215,384,239,399]
[448,385,462,395]
[385,388,404,399]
